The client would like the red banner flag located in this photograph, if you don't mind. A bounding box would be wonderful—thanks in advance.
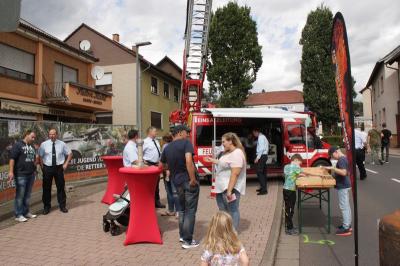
[331,12,359,265]
[331,13,356,188]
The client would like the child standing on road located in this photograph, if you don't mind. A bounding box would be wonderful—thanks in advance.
[201,211,249,266]
[283,154,305,235]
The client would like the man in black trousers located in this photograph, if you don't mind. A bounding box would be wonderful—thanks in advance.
[252,128,269,195]
[39,128,72,214]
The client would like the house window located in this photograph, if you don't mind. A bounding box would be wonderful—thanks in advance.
[163,82,170,98]
[0,43,34,82]
[372,85,376,102]
[150,111,162,129]
[95,72,112,92]
[378,110,381,126]
[174,87,180,102]
[54,63,78,83]
[377,80,380,97]
[151,77,158,94]
[380,76,384,94]
[382,108,386,124]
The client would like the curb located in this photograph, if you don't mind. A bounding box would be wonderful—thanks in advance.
[0,176,107,221]
[260,184,283,266]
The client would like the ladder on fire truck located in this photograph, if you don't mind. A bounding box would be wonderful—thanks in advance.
[170,0,212,124]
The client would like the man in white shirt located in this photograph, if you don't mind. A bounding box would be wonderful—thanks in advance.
[355,126,367,180]
[252,128,269,195]
[38,128,72,214]
[143,126,165,208]
[122,129,139,167]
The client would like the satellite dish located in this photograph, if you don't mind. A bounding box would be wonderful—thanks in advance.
[79,40,91,51]
[91,66,104,80]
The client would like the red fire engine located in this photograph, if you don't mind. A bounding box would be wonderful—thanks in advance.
[170,1,331,181]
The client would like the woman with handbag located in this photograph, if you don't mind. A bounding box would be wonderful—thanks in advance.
[204,132,246,230]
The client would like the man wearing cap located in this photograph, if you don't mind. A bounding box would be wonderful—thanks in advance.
[325,146,352,236]
[160,125,200,249]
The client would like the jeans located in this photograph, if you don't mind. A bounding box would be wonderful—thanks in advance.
[283,189,296,230]
[381,144,389,162]
[256,155,268,192]
[337,188,352,229]
[216,189,241,230]
[14,175,35,217]
[176,181,200,242]
[370,145,380,164]
[164,179,181,212]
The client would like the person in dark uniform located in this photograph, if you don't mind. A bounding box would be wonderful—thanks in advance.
[39,128,72,214]
[252,128,269,195]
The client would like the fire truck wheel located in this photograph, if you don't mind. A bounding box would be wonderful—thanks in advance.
[312,159,331,167]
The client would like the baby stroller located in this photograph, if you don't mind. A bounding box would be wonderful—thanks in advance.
[102,187,130,236]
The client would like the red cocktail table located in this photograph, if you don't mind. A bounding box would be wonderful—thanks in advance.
[119,166,163,245]
[101,156,124,204]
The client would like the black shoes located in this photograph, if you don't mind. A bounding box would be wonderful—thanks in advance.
[360,176,367,180]
[43,208,50,215]
[60,207,68,213]
[155,202,166,208]
[257,190,268,195]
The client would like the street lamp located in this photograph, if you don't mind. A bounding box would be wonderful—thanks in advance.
[135,41,152,137]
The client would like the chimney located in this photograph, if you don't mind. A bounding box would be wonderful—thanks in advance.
[112,34,120,42]
[132,46,137,52]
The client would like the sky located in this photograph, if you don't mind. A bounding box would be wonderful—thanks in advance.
[20,0,400,97]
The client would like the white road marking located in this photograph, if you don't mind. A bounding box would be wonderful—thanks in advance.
[366,168,378,174]
[391,178,400,184]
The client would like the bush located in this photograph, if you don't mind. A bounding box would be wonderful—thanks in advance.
[322,135,344,147]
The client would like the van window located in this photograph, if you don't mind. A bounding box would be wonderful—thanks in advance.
[287,124,315,148]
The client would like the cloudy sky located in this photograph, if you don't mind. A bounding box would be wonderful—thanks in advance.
[21,0,400,96]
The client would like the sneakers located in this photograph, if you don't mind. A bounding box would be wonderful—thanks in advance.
[15,216,28,222]
[337,225,352,232]
[25,213,37,218]
[182,240,200,249]
[285,228,298,235]
[179,238,184,243]
[336,227,352,236]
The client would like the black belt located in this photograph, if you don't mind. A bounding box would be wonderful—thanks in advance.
[145,160,159,166]
[44,164,63,168]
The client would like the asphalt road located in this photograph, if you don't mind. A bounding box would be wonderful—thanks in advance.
[299,153,400,266]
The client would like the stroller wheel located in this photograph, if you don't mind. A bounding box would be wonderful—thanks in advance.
[103,220,110,233]
[110,224,120,236]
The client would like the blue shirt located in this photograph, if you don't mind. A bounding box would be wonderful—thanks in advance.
[334,156,351,189]
[143,137,161,163]
[123,140,138,167]
[283,163,302,191]
[39,139,71,167]
[256,133,269,160]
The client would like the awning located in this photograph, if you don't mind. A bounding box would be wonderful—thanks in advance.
[204,108,308,119]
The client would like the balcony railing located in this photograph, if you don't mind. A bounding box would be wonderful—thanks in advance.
[42,82,112,111]
[42,82,69,103]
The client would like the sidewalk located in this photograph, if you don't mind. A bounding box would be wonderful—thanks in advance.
[0,179,282,265]
[389,147,400,156]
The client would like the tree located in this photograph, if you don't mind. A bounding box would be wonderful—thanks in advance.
[300,5,356,129]
[207,2,262,107]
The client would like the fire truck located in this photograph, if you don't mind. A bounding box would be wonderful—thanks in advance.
[170,0,331,181]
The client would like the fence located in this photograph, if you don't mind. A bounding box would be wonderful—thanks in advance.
[0,119,134,203]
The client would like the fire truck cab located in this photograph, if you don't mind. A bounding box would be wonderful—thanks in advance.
[190,108,331,181]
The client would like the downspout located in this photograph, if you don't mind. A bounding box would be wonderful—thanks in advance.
[385,62,400,147]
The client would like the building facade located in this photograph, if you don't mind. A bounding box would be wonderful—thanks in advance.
[362,45,400,147]
[0,20,112,122]
[244,90,305,112]
[64,24,181,135]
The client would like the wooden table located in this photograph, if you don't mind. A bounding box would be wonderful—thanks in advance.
[119,166,163,245]
[296,167,336,233]
[101,156,125,205]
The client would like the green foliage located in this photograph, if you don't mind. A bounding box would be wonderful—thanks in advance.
[353,101,363,116]
[322,135,344,148]
[207,2,263,107]
[300,5,357,129]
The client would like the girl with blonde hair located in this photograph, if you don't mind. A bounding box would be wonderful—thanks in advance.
[201,211,249,266]
[204,132,246,230]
